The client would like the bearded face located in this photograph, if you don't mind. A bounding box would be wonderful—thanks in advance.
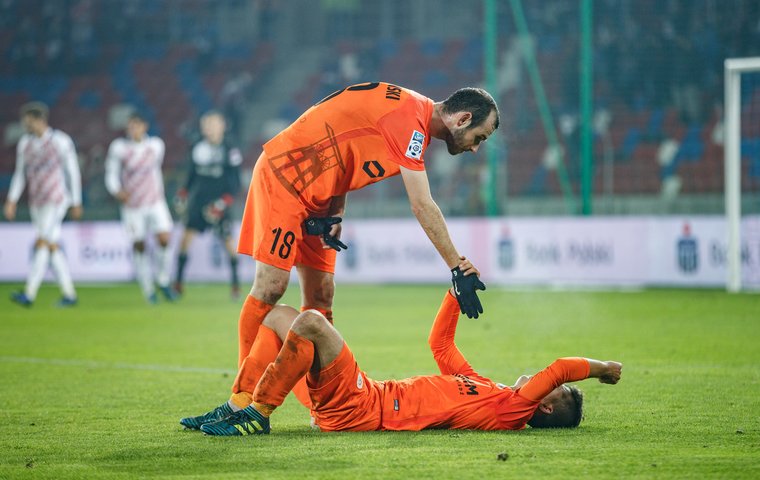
[442,109,498,155]
[444,127,470,155]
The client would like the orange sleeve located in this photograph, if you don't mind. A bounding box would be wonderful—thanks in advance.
[517,358,590,403]
[427,291,483,380]
[376,96,432,171]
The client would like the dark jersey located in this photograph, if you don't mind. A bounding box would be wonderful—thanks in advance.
[184,139,243,204]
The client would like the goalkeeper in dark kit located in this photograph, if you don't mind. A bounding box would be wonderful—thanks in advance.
[174,110,244,299]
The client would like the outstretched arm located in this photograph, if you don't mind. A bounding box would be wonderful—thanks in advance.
[518,358,622,402]
[401,167,485,318]
[428,289,474,377]
[428,265,488,381]
[588,359,623,384]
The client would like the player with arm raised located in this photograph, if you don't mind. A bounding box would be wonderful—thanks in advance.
[173,110,243,299]
[105,112,175,304]
[183,259,622,435]
[4,102,82,307]
[213,84,498,417]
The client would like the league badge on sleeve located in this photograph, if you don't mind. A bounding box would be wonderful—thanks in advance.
[405,130,425,160]
[229,148,243,166]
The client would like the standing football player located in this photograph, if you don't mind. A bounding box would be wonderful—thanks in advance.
[4,102,82,307]
[173,110,242,299]
[105,112,175,304]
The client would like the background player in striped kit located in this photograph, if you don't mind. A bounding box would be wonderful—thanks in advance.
[105,112,176,304]
[4,102,82,307]
[173,110,243,299]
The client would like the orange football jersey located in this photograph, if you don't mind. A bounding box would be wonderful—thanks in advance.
[261,82,433,212]
[379,293,591,431]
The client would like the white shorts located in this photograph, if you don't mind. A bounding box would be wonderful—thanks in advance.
[121,201,173,242]
[30,201,70,243]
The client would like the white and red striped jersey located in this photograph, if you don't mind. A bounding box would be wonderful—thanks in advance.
[7,128,82,207]
[105,136,167,208]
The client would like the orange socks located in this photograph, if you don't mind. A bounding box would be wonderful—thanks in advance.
[289,305,332,408]
[233,320,313,411]
[230,302,326,411]
[232,325,282,396]
[253,330,315,410]
[232,324,313,410]
[238,295,274,367]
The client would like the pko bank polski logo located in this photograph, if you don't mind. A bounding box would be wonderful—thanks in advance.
[677,223,699,274]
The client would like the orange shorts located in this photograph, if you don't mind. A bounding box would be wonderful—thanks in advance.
[307,343,383,432]
[237,153,337,273]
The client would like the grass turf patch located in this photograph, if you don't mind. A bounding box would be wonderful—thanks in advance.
[0,283,758,479]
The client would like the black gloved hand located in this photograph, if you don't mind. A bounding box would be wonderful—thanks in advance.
[451,266,486,319]
[303,216,348,251]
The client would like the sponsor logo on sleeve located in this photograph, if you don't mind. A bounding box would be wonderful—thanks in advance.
[405,130,425,160]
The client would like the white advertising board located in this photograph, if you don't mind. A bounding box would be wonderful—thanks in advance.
[0,221,257,283]
[1,217,759,288]
[333,216,760,288]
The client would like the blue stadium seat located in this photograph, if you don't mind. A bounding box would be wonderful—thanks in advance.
[620,128,640,160]
[77,91,101,109]
[375,38,398,61]
[0,75,68,106]
[420,38,443,57]
[674,126,704,163]
[423,70,449,88]
[645,109,664,139]
[175,61,213,112]
[524,166,548,195]
[742,138,760,178]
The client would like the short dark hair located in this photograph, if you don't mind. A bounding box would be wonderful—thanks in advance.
[527,385,584,429]
[201,109,225,121]
[441,87,499,130]
[128,111,149,124]
[20,101,49,120]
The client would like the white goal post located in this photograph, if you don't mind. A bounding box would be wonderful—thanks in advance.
[725,57,760,292]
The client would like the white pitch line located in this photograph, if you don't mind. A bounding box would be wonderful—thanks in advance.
[0,356,236,375]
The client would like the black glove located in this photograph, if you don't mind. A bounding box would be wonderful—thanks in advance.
[304,216,348,251]
[173,189,188,215]
[451,266,486,319]
[202,195,233,225]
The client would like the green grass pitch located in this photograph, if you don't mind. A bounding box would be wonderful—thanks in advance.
[0,282,758,479]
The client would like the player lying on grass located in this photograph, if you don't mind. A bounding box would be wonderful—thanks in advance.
[181,262,622,435]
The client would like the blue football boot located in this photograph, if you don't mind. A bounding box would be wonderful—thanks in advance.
[180,402,235,430]
[56,296,78,307]
[200,406,270,436]
[11,291,33,307]
[147,292,159,305]
[159,285,178,302]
